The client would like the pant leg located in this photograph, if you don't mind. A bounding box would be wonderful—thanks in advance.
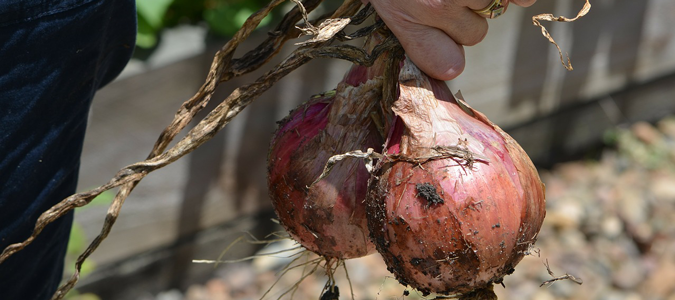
[0,0,136,298]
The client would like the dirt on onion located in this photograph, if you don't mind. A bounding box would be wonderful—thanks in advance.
[266,34,393,259]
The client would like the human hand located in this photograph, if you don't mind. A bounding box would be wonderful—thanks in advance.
[364,0,537,80]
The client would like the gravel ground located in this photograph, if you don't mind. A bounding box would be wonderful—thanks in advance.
[151,116,675,300]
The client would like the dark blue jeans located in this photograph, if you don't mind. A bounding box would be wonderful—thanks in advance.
[0,0,136,298]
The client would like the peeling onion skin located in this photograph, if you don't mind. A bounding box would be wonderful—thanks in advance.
[367,58,546,296]
[267,60,388,259]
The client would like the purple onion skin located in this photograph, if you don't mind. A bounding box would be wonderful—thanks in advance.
[267,62,387,259]
[367,58,546,295]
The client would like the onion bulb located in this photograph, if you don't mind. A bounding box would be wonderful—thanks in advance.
[267,45,389,259]
[366,58,546,297]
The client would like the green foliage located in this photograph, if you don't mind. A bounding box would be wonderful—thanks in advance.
[65,222,97,279]
[203,1,272,37]
[135,0,275,49]
[87,189,114,207]
[616,129,671,169]
[605,119,675,170]
[64,289,102,300]
[136,0,174,48]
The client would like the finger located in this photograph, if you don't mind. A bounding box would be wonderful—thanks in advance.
[455,0,497,11]
[511,0,537,7]
[408,2,489,47]
[387,21,466,80]
[433,7,488,46]
[459,0,536,15]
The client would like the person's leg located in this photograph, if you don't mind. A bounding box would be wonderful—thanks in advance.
[0,0,136,298]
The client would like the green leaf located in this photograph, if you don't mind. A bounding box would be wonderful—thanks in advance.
[65,222,98,279]
[135,0,174,48]
[65,293,102,300]
[136,0,174,29]
[203,2,271,37]
[79,260,97,278]
[136,11,159,48]
[89,190,114,207]
[67,222,86,255]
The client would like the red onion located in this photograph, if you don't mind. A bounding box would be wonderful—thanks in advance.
[267,51,388,259]
[366,58,546,297]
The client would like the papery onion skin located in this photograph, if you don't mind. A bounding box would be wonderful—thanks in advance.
[267,62,386,259]
[366,58,546,295]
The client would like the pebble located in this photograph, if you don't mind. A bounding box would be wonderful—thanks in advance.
[650,174,675,203]
[657,117,675,139]
[612,258,645,290]
[601,215,623,238]
[251,239,299,272]
[642,257,675,298]
[157,290,183,300]
[632,122,663,145]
